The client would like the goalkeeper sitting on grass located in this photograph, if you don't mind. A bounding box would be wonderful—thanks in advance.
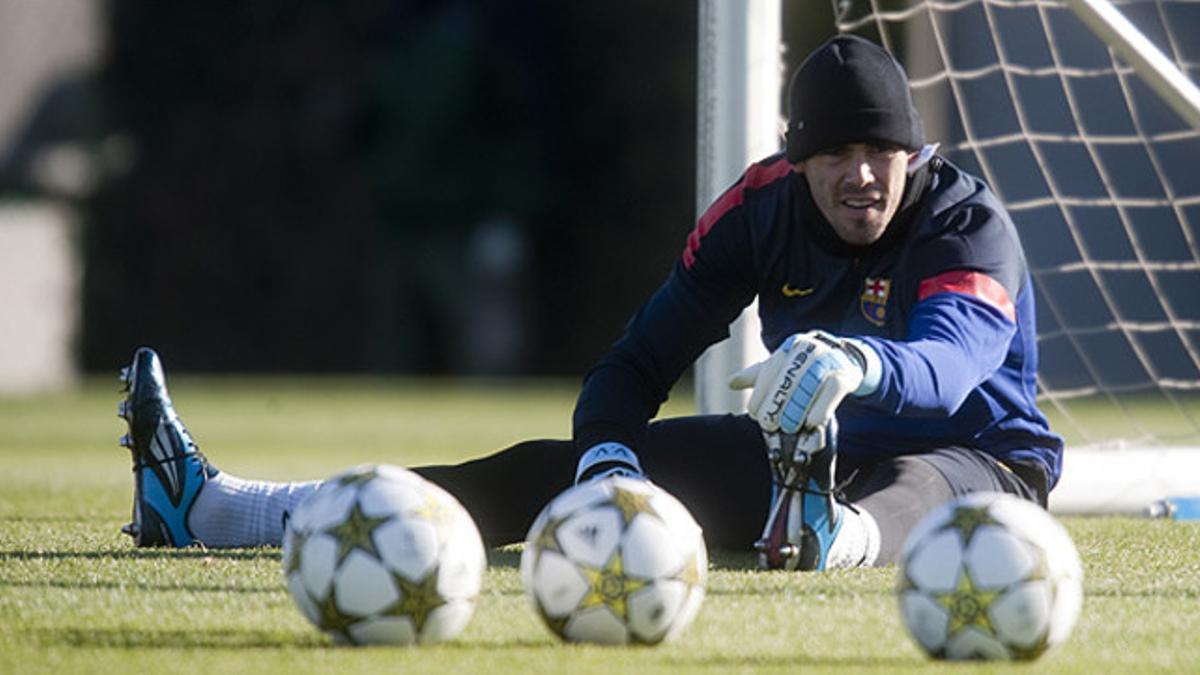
[115,35,1061,571]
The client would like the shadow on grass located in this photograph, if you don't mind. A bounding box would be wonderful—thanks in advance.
[663,653,917,670]
[29,624,917,665]
[0,514,119,523]
[0,547,279,561]
[32,627,559,651]
[0,548,284,594]
[704,584,894,597]
[1,578,281,593]
[32,627,327,650]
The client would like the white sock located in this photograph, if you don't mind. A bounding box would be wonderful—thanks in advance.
[825,504,882,569]
[188,471,322,547]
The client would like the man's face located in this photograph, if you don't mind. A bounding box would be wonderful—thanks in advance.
[795,142,913,246]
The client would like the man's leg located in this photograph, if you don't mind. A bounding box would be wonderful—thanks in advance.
[639,415,773,550]
[118,347,578,548]
[839,447,1044,565]
[201,415,756,551]
[421,414,774,549]
[188,414,770,550]
[414,440,574,547]
[119,347,770,550]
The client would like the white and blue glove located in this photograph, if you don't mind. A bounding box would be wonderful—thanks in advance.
[575,442,645,484]
[729,330,881,434]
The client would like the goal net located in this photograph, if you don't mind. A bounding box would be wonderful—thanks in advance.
[832,0,1200,513]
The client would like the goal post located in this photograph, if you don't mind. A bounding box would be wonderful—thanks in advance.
[692,0,779,415]
[1064,0,1200,131]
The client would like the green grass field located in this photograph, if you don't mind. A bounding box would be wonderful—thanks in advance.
[2,377,1199,674]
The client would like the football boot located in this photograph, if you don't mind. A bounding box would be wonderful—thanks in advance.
[755,419,844,570]
[117,347,217,547]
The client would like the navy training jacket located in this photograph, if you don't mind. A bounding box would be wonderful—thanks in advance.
[573,153,1064,489]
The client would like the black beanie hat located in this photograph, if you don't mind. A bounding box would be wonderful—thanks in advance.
[785,35,925,163]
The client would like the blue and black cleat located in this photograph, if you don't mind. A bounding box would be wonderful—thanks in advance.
[118,347,216,547]
[755,419,844,571]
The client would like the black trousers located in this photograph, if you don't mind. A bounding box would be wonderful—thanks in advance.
[416,414,1046,565]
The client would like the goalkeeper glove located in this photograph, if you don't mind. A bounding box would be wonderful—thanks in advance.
[574,442,645,484]
[729,330,881,434]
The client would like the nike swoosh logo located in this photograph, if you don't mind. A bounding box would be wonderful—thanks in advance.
[781,284,814,298]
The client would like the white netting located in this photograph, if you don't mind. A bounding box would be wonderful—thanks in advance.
[833,0,1200,449]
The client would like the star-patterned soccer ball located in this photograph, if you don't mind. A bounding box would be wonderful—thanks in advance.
[282,464,485,645]
[520,476,707,645]
[897,492,1083,660]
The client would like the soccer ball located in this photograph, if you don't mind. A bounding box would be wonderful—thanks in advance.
[897,492,1083,660]
[282,464,485,645]
[520,476,707,645]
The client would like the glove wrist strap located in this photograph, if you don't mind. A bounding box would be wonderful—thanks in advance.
[841,337,883,396]
[575,442,644,483]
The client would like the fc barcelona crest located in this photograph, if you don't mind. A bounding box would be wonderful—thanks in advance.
[861,277,891,326]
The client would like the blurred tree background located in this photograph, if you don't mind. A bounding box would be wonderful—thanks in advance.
[68,1,835,375]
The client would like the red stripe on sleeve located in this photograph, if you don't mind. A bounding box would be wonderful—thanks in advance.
[682,159,793,268]
[917,270,1016,322]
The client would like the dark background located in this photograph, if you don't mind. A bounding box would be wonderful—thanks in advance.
[3,1,1196,398]
[20,1,835,375]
